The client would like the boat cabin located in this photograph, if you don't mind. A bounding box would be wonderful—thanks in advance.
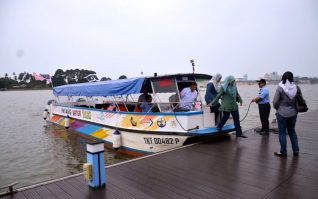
[52,73,212,114]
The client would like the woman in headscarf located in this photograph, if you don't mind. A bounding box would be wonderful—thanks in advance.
[209,75,247,138]
[273,71,300,157]
[205,73,222,125]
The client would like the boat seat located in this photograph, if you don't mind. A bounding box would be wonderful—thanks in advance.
[118,105,127,112]
[134,105,142,112]
[105,104,116,111]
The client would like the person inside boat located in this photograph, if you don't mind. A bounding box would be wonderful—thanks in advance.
[178,82,198,111]
[140,94,153,112]
[134,91,148,112]
[138,92,147,103]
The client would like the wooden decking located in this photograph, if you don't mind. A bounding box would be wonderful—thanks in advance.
[2,111,318,199]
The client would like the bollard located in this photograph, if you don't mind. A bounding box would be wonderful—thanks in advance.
[85,141,106,188]
[64,115,70,129]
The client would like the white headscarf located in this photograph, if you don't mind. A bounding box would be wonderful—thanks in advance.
[279,80,297,99]
[211,73,222,92]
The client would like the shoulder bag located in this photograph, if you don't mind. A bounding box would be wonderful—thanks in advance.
[296,86,308,113]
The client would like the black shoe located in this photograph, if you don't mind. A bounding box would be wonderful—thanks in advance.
[274,152,287,157]
[255,129,264,133]
[293,152,299,156]
[260,131,269,135]
[237,134,248,138]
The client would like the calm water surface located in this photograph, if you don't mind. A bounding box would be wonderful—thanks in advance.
[0,90,132,188]
[0,85,317,188]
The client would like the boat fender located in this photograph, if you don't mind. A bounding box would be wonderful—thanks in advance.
[65,115,70,129]
[43,109,48,120]
[113,130,121,150]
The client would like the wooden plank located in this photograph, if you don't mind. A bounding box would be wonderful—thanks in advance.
[34,185,58,199]
[110,164,193,199]
[107,170,165,199]
[45,183,73,199]
[70,176,122,199]
[55,180,87,199]
[72,175,136,199]
[114,159,238,199]
[21,189,42,199]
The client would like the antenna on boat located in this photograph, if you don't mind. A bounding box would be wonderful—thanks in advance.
[190,59,195,74]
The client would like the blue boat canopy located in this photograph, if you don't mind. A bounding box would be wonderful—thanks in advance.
[53,77,145,97]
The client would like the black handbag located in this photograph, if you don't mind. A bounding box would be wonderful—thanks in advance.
[296,86,308,112]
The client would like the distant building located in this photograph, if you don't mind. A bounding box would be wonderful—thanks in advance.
[236,78,245,81]
[263,72,280,81]
[264,73,271,80]
[270,72,279,81]
[243,74,248,81]
[299,80,311,84]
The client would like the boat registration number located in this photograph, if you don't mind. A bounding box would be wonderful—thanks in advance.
[144,137,180,145]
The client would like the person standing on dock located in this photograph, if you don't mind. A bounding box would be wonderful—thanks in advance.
[273,71,299,157]
[209,75,247,138]
[205,73,222,125]
[252,79,271,135]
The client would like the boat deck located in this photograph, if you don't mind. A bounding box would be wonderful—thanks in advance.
[1,111,318,199]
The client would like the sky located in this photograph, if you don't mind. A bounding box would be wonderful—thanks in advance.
[0,0,318,80]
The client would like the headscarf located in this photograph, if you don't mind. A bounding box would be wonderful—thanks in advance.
[222,75,237,98]
[279,71,297,99]
[279,80,297,99]
[212,73,222,92]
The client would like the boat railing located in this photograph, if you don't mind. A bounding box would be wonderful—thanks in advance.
[55,100,203,113]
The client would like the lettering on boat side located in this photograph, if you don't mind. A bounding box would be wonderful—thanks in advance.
[144,137,180,145]
[72,110,81,117]
[61,108,71,115]
[157,118,166,128]
[82,110,91,120]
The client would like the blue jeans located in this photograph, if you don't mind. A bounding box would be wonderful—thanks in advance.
[276,113,299,154]
[217,110,242,136]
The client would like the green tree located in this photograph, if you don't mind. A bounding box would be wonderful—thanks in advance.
[100,77,112,81]
[18,72,24,81]
[52,69,66,86]
[118,75,127,79]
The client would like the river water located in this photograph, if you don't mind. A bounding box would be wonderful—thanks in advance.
[0,84,317,188]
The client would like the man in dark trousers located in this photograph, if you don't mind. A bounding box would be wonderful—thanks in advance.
[252,79,271,135]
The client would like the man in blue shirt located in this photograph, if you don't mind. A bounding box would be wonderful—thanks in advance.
[140,94,153,112]
[252,79,271,135]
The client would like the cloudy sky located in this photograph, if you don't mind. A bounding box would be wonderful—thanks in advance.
[1,0,317,80]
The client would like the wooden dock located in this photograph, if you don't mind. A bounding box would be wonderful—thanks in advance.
[2,111,318,199]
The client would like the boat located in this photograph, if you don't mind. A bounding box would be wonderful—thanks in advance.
[44,73,235,156]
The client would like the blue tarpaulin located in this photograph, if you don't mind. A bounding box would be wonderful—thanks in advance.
[53,77,145,96]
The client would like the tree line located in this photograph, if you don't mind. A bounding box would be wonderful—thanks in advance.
[0,69,128,89]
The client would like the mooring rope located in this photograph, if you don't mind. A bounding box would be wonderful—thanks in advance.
[240,102,253,122]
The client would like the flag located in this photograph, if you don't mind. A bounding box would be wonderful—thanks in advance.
[41,74,52,83]
[33,73,52,83]
[33,72,46,81]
